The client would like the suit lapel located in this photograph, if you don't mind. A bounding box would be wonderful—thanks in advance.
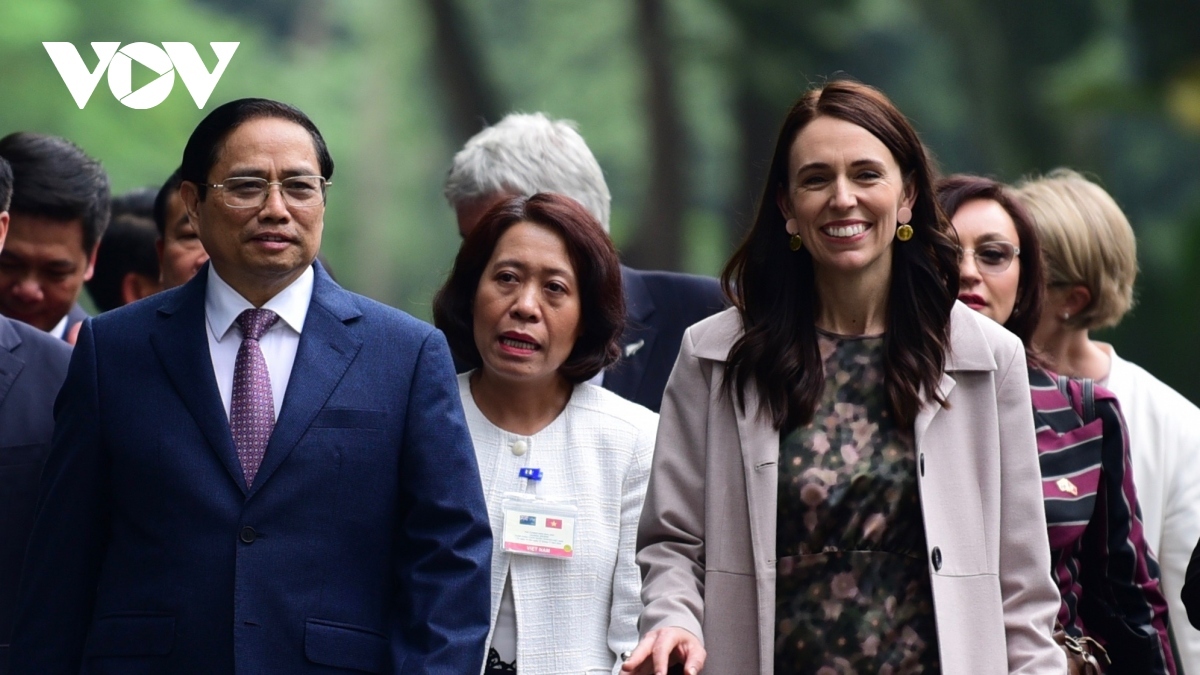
[248,265,363,498]
[0,319,24,408]
[605,266,658,400]
[149,271,246,494]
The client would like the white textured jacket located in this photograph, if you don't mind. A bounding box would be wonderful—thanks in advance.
[459,374,657,675]
[1104,348,1200,675]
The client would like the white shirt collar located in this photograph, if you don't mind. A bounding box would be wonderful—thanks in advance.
[47,313,70,340]
[205,264,315,342]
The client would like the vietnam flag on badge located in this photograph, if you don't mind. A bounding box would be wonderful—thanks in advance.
[546,518,563,529]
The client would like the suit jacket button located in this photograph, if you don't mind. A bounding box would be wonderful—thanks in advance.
[240,526,257,544]
[931,546,942,571]
[511,440,528,456]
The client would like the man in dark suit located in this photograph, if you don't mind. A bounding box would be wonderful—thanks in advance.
[0,155,72,675]
[0,133,109,343]
[11,99,492,674]
[444,113,725,412]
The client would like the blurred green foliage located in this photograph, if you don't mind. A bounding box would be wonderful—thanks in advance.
[3,0,1200,399]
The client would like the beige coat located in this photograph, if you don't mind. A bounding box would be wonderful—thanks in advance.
[635,303,1066,674]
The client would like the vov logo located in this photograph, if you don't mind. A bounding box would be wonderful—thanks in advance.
[43,42,239,109]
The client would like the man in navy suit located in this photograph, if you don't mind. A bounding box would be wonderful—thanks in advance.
[10,99,492,674]
[444,113,725,412]
[0,155,72,675]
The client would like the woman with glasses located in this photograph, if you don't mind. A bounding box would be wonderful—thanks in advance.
[624,81,1064,675]
[938,174,1175,674]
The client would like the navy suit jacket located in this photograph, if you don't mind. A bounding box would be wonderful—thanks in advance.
[0,317,70,673]
[9,262,492,675]
[602,266,725,412]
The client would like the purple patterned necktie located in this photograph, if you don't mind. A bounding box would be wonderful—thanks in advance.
[231,308,279,488]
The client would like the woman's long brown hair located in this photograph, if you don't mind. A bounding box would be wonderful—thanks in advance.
[722,80,960,431]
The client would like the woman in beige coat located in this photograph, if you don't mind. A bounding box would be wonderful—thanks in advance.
[622,81,1065,674]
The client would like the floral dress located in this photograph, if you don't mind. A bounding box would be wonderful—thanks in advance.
[775,331,940,674]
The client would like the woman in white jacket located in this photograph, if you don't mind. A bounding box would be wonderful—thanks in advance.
[433,192,656,675]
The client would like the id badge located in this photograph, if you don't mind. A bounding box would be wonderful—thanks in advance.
[501,494,578,559]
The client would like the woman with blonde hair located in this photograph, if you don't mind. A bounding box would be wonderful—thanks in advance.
[1016,168,1200,674]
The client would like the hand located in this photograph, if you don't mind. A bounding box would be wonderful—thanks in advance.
[66,321,82,346]
[620,626,706,675]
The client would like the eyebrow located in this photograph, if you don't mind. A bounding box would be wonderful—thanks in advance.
[491,258,575,279]
[969,233,1018,244]
[223,166,319,179]
[795,158,887,174]
[0,250,77,271]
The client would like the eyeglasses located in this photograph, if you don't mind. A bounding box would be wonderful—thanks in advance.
[957,241,1020,274]
[207,176,330,209]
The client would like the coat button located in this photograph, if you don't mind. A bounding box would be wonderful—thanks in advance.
[931,546,942,571]
[511,440,528,456]
[919,453,925,476]
[239,526,257,544]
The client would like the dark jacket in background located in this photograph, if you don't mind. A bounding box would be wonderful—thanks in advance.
[603,266,726,413]
[0,316,71,674]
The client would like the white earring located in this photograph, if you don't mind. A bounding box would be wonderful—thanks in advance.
[1062,312,1070,320]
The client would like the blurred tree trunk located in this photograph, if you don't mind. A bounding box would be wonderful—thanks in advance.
[351,1,404,302]
[730,78,781,248]
[422,0,506,146]
[624,0,688,271]
[910,0,1027,176]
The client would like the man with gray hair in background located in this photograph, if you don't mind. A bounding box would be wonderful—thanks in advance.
[444,112,725,413]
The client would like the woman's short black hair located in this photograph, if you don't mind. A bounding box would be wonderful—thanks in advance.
[433,192,625,384]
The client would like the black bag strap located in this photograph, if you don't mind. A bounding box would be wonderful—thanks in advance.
[1056,374,1097,424]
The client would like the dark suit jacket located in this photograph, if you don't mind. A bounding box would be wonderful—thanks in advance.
[602,266,725,412]
[0,317,70,673]
[9,262,492,675]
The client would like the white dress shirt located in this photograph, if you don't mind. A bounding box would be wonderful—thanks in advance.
[458,373,656,675]
[205,265,313,419]
[47,313,68,340]
[1102,347,1200,674]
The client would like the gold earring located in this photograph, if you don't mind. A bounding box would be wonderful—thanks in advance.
[896,224,914,241]
[785,217,802,251]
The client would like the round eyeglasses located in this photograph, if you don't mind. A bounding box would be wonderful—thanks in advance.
[957,241,1020,274]
[207,176,330,209]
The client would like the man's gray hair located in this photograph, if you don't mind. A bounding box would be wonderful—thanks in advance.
[444,112,612,232]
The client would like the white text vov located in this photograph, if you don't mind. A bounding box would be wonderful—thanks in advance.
[43,42,239,110]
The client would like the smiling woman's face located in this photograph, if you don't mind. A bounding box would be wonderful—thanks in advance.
[777,115,914,280]
[472,221,582,388]
[952,198,1022,325]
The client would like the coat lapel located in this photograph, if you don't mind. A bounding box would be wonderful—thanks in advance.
[0,318,24,407]
[915,372,957,447]
[248,264,363,498]
[915,303,999,448]
[732,377,780,674]
[149,269,246,494]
